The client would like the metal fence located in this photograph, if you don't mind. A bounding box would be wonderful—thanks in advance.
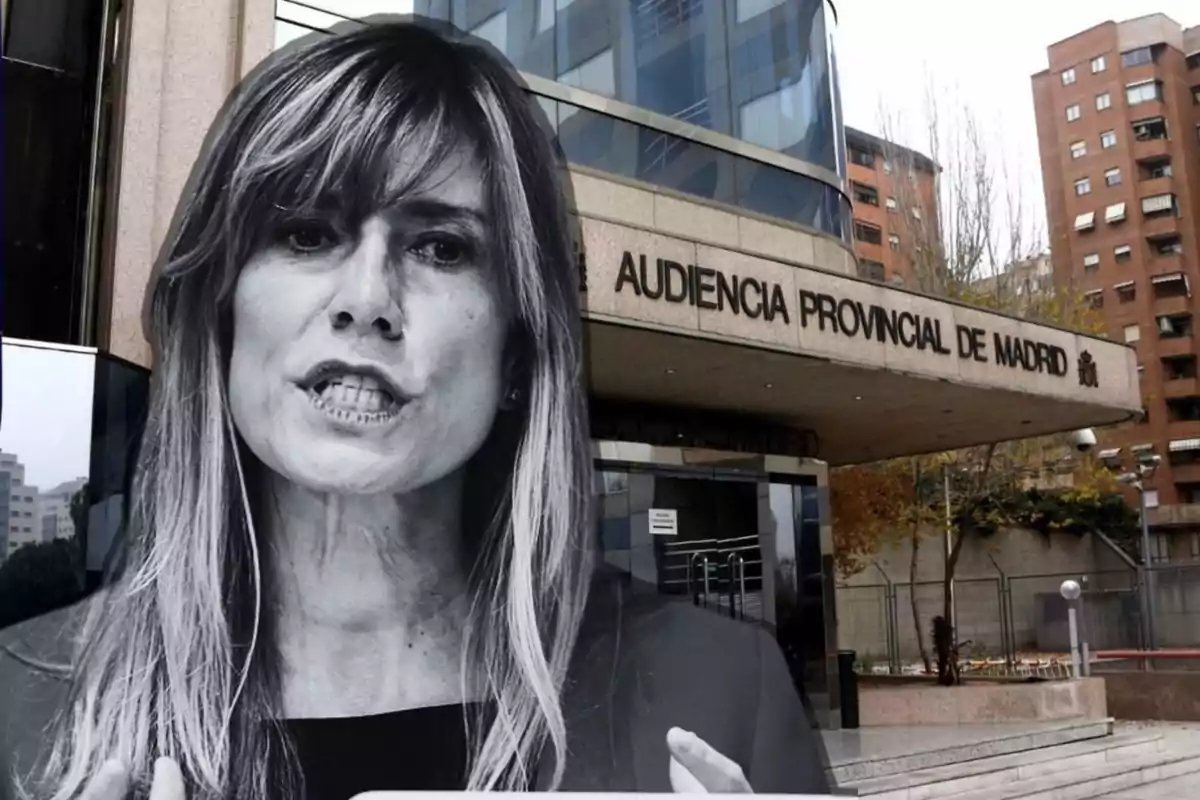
[837,566,1159,675]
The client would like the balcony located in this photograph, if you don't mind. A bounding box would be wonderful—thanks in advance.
[1132,135,1170,163]
[1157,331,1195,357]
[1162,376,1200,399]
[1147,503,1200,527]
[1169,461,1200,486]
[1147,249,1185,277]
[1143,213,1182,239]
[1138,175,1176,198]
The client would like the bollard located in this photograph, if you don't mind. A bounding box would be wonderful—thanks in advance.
[838,650,860,729]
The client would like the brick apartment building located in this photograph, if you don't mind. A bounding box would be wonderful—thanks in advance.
[1033,13,1200,558]
[844,126,939,285]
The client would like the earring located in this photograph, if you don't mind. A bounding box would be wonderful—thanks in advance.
[505,386,521,407]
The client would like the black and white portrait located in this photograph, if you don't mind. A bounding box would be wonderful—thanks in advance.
[0,17,830,800]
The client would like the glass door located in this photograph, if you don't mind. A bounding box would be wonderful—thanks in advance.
[593,467,764,623]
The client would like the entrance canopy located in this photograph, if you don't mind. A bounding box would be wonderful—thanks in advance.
[580,217,1141,466]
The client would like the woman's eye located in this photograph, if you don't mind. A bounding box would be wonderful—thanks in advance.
[282,222,337,253]
[411,236,470,267]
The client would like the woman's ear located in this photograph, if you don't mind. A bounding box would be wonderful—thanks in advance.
[499,334,528,411]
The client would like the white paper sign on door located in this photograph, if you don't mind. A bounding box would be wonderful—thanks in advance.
[648,508,678,536]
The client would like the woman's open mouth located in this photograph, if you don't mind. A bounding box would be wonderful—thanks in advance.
[300,361,407,425]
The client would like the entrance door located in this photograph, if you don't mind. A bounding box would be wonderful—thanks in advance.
[593,469,764,623]
[594,462,838,728]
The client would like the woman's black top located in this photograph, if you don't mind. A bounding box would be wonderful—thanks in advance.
[285,703,481,799]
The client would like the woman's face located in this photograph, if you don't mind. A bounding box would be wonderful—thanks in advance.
[228,146,510,495]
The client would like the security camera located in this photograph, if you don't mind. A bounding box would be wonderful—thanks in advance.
[1069,428,1097,453]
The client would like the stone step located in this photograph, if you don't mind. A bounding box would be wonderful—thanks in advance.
[829,719,1114,785]
[1091,770,1200,799]
[846,731,1165,799]
[944,742,1200,800]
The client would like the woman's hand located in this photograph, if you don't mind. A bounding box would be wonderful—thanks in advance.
[667,727,753,793]
[81,757,186,800]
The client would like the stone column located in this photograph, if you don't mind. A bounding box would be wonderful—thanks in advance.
[99,0,276,366]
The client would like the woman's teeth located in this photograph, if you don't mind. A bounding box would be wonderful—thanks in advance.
[318,383,388,412]
[309,374,399,421]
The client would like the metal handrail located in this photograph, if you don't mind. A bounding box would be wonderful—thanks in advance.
[689,552,713,608]
[726,553,746,620]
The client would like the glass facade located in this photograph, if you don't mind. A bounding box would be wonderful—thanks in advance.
[2,0,121,346]
[274,0,851,242]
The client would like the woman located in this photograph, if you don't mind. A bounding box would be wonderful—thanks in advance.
[0,18,831,800]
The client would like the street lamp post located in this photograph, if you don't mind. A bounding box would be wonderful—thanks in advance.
[1060,579,1083,679]
[1115,454,1161,653]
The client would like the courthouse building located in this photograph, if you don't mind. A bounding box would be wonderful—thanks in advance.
[2,0,1142,728]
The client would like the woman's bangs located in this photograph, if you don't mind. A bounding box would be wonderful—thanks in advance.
[233,73,481,242]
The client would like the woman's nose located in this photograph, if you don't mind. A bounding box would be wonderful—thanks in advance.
[328,227,404,341]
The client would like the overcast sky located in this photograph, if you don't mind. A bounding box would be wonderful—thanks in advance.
[0,344,94,491]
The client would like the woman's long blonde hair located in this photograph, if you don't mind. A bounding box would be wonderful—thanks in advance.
[29,19,593,800]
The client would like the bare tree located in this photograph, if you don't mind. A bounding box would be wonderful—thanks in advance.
[857,83,1107,683]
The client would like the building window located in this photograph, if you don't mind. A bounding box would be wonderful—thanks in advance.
[882,160,893,174]
[1154,236,1184,257]
[1150,533,1170,564]
[557,48,615,122]
[858,259,885,282]
[1141,193,1177,216]
[1159,313,1192,338]
[1091,55,1107,73]
[1085,289,1103,308]
[853,220,882,245]
[1099,130,1117,149]
[1115,244,1132,262]
[536,0,570,33]
[888,233,900,251]
[1115,281,1136,301]
[1096,92,1112,111]
[1132,117,1168,142]
[911,207,922,220]
[848,145,875,168]
[1105,202,1127,224]
[1192,85,1200,105]
[1074,211,1096,231]
[1139,157,1173,180]
[1066,103,1081,122]
[740,77,818,152]
[1124,324,1140,343]
[886,196,898,211]
[1083,253,1100,270]
[852,182,879,206]
[735,0,786,22]
[1104,167,1122,186]
[1074,177,1091,196]
[1126,80,1164,106]
[1122,47,1154,68]
[469,11,508,55]
[1070,140,1087,159]
[1061,68,1077,85]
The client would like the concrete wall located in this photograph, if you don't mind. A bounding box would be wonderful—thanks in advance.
[102,0,276,367]
[859,677,1107,726]
[1105,671,1200,722]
